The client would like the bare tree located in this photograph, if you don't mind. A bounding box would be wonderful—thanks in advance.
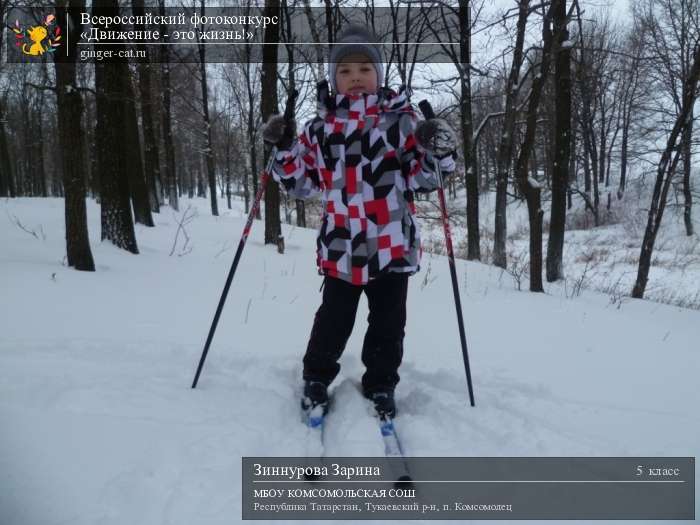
[301,0,326,83]
[385,0,430,89]
[632,41,700,298]
[637,0,700,236]
[132,0,161,212]
[0,0,14,197]
[94,0,138,253]
[122,62,154,227]
[571,10,623,226]
[159,0,178,211]
[237,1,262,218]
[459,0,481,261]
[54,0,94,270]
[513,0,564,292]
[546,0,572,281]
[221,58,260,216]
[220,90,235,210]
[423,1,482,260]
[262,0,283,248]
[493,0,531,268]
[281,0,306,227]
[0,9,12,197]
[0,95,13,197]
[616,22,646,201]
[196,0,219,216]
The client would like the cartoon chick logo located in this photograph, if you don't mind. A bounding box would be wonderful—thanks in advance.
[11,14,61,56]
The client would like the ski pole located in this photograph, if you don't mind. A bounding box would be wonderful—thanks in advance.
[417,100,476,407]
[191,155,273,389]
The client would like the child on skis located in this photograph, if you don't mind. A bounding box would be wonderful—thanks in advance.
[263,25,458,419]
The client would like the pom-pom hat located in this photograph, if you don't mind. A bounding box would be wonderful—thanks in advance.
[328,24,385,93]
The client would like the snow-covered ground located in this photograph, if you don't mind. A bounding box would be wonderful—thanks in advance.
[1,196,698,524]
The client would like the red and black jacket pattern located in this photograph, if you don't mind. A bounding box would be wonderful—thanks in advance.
[271,85,456,285]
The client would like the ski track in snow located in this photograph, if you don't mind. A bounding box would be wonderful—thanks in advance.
[1,197,698,524]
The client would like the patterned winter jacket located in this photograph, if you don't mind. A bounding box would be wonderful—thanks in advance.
[271,85,456,285]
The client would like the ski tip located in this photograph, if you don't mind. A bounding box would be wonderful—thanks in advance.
[395,475,414,489]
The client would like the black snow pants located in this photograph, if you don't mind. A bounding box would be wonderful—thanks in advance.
[302,272,409,394]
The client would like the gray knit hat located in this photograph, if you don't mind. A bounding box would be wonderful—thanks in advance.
[328,24,384,93]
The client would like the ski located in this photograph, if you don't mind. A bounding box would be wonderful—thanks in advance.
[302,403,327,481]
[302,404,326,455]
[376,414,413,486]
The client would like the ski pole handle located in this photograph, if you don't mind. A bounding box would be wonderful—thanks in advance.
[417,100,444,188]
[283,88,298,122]
[418,99,436,120]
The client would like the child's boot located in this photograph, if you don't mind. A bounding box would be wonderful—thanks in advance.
[301,380,329,415]
[365,388,396,419]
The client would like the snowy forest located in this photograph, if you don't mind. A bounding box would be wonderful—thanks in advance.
[1,0,698,306]
[1,0,699,523]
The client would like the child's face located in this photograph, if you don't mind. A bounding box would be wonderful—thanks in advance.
[335,54,378,95]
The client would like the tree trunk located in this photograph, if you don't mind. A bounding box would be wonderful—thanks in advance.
[583,146,591,193]
[197,163,205,197]
[33,101,47,197]
[618,119,629,199]
[494,0,530,269]
[132,0,161,213]
[515,0,561,293]
[122,63,154,227]
[592,146,599,226]
[302,0,326,83]
[94,0,138,253]
[224,99,233,210]
[281,1,305,229]
[632,44,700,298]
[324,0,335,47]
[261,0,282,247]
[546,0,571,282]
[159,0,178,211]
[20,91,30,196]
[575,4,599,225]
[0,99,14,197]
[54,0,95,271]
[226,165,232,209]
[682,109,694,236]
[459,0,480,260]
[0,24,12,197]
[598,111,606,185]
[198,0,219,216]
[568,120,575,210]
[246,64,257,217]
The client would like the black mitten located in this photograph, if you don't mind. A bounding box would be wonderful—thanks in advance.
[415,118,457,158]
[262,114,297,150]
